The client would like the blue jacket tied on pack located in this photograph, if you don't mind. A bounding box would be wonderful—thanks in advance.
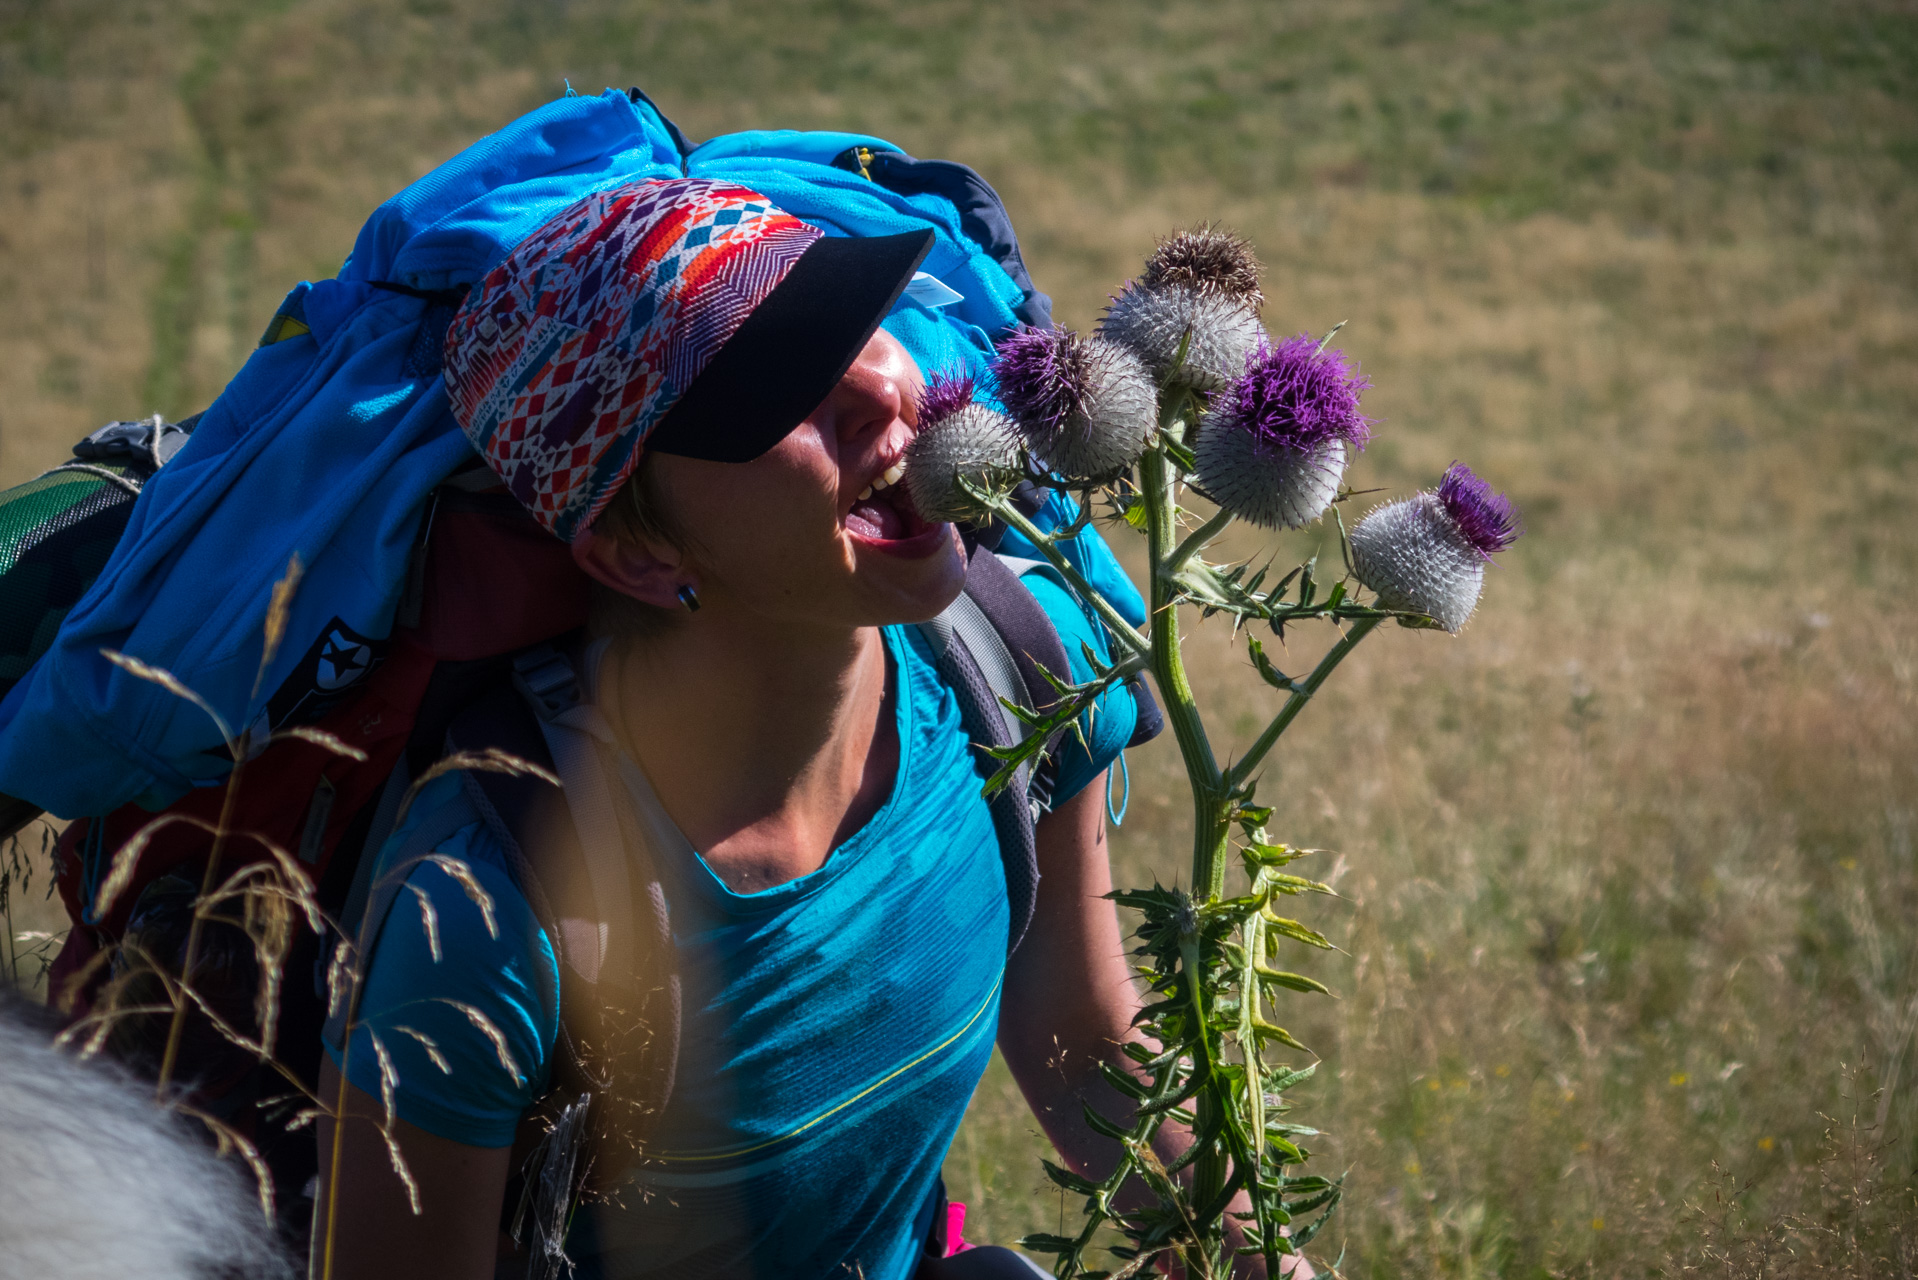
[0,89,1143,820]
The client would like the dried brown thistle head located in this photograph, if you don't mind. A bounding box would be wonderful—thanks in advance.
[1141,224,1264,311]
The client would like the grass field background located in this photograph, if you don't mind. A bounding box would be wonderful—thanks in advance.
[2,1,1914,1274]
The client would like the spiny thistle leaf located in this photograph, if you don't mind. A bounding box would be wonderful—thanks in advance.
[1255,967,1331,996]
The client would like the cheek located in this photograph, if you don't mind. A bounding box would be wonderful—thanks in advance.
[681,447,846,574]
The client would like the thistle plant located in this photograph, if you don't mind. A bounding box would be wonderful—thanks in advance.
[1100,227,1266,393]
[914,228,1522,1278]
[1192,335,1373,532]
[993,327,1159,481]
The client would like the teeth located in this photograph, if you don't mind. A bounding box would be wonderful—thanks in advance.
[858,462,907,502]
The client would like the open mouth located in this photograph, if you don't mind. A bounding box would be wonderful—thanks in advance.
[845,461,936,544]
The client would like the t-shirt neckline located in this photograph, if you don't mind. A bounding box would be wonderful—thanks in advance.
[589,627,915,915]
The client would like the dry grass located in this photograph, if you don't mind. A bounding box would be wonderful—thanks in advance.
[3,0,1914,1273]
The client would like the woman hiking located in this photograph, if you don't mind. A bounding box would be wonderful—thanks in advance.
[311,178,1299,1280]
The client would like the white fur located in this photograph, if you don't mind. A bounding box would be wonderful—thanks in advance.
[0,1002,294,1280]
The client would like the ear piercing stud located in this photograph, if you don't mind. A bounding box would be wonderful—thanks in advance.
[676,584,701,612]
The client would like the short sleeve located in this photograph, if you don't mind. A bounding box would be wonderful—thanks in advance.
[1020,569,1138,807]
[324,775,559,1147]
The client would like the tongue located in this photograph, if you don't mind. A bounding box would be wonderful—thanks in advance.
[847,492,907,540]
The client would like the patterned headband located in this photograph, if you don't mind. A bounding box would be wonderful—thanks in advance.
[442,178,823,542]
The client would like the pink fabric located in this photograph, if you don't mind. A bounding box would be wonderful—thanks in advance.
[945,1202,974,1256]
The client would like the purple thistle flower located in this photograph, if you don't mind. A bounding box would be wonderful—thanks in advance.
[1190,335,1371,529]
[990,327,1155,480]
[1225,335,1373,453]
[1434,461,1521,558]
[992,327,1084,439]
[1349,464,1519,632]
[917,372,977,429]
[904,399,1022,523]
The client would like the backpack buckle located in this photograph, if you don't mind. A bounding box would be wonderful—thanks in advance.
[512,646,582,724]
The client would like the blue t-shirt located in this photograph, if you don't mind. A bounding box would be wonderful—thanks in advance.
[328,577,1134,1280]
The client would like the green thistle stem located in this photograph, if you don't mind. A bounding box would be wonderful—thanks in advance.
[969,484,1151,661]
[1167,506,1235,579]
[1137,441,1230,898]
[1135,433,1239,1270]
[1226,615,1382,793]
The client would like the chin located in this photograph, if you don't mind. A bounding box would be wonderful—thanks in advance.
[847,523,969,626]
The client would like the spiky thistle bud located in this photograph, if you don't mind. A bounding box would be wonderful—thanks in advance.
[1100,284,1265,392]
[1099,225,1266,392]
[1141,225,1264,310]
[1349,462,1521,633]
[991,327,1156,482]
[903,373,1023,522]
[1192,335,1372,529]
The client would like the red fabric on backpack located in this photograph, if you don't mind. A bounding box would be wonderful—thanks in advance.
[409,497,587,660]
[48,639,435,1017]
[47,489,590,1020]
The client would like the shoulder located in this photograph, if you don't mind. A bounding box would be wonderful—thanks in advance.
[363,771,554,994]
[332,772,559,1146]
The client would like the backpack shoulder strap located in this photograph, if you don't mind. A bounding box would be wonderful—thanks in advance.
[447,649,681,1108]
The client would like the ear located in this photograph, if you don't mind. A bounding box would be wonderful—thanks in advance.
[570,524,694,611]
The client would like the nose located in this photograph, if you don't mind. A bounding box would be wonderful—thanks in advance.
[828,329,920,451]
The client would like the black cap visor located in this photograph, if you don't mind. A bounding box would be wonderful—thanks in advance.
[643,228,935,464]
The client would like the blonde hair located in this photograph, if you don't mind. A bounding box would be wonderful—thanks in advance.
[586,452,692,639]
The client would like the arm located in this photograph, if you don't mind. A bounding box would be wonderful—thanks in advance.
[309,1056,513,1280]
[1000,776,1312,1279]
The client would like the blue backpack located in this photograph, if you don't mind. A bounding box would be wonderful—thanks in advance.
[0,86,1146,825]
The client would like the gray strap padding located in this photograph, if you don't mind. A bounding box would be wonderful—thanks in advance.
[512,644,637,982]
[918,589,1034,808]
[993,554,1046,579]
[335,758,413,942]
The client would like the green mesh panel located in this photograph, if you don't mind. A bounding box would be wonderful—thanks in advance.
[0,464,142,697]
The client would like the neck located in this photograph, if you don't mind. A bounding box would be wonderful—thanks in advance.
[598,604,896,889]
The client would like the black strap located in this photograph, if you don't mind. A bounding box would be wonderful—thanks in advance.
[967,483,1164,752]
